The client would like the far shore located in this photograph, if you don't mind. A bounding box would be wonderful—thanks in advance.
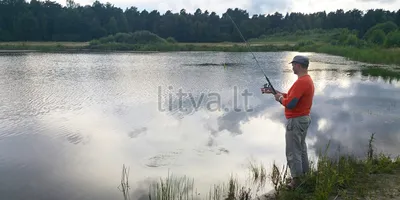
[1,41,399,69]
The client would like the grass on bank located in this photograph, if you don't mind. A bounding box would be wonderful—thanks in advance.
[0,41,296,52]
[297,43,400,66]
[85,26,400,66]
[118,133,400,200]
[247,28,340,44]
[361,67,400,83]
[1,40,399,67]
[0,41,88,47]
[1,26,400,67]
[0,41,87,51]
[272,133,400,200]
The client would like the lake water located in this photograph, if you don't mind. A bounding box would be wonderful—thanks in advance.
[0,51,399,200]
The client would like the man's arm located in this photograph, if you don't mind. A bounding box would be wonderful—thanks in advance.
[272,89,287,97]
[279,82,306,109]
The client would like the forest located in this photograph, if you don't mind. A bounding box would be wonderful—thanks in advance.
[0,0,400,43]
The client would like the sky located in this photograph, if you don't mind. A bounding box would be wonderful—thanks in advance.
[57,0,399,16]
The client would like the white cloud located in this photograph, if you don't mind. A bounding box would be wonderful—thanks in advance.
[59,0,399,16]
[290,0,400,14]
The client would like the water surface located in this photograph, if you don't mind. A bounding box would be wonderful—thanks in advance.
[0,51,399,200]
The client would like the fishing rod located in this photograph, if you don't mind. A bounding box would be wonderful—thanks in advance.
[225,12,277,95]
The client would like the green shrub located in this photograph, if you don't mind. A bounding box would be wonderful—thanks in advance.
[166,37,177,43]
[130,30,167,44]
[90,30,167,45]
[114,32,132,43]
[258,34,267,39]
[98,35,115,43]
[345,34,359,46]
[367,29,386,45]
[297,40,316,47]
[385,30,400,47]
[363,21,398,39]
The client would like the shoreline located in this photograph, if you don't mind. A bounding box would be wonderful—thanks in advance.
[1,42,399,68]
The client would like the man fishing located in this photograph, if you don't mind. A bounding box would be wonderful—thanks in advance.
[261,55,315,189]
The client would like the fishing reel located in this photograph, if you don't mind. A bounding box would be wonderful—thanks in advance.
[261,82,272,94]
[261,82,276,94]
[263,82,272,89]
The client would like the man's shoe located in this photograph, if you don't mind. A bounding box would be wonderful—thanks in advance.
[285,177,299,190]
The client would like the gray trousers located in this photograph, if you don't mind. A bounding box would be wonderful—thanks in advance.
[285,115,311,178]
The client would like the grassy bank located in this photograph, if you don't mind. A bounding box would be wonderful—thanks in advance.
[0,41,87,51]
[1,41,400,67]
[1,28,399,67]
[361,67,400,82]
[3,41,399,68]
[298,43,400,66]
[118,133,400,200]
[0,41,297,52]
[270,133,400,200]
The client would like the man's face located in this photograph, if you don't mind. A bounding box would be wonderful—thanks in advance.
[292,63,298,74]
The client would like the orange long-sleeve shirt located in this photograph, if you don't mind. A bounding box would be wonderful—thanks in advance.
[280,75,315,119]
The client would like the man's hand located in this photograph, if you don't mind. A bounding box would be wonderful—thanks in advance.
[261,87,273,94]
[274,93,283,103]
[261,87,281,94]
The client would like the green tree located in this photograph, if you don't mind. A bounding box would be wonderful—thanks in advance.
[368,29,386,45]
[363,21,398,39]
[14,11,39,40]
[117,13,129,33]
[385,30,400,47]
[345,34,359,46]
[0,1,398,43]
[106,16,118,35]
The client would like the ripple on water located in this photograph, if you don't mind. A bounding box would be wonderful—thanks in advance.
[144,146,230,168]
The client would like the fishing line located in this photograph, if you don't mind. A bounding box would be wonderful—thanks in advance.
[225,12,277,94]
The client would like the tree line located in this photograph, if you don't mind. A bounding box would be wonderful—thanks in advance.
[0,0,399,42]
